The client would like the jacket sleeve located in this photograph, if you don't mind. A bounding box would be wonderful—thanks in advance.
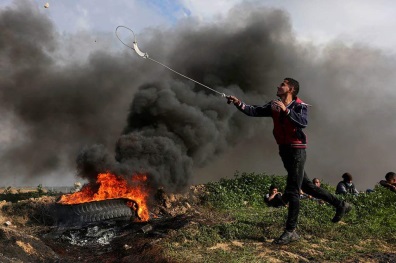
[264,194,270,204]
[379,180,396,192]
[336,182,347,194]
[379,180,388,187]
[287,103,308,128]
[235,101,272,117]
[352,184,359,194]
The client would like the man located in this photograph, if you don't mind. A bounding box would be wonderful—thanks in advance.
[379,172,396,192]
[313,178,321,187]
[227,78,352,245]
[335,173,359,195]
[311,178,325,204]
[265,184,285,207]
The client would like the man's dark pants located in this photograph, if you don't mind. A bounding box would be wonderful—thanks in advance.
[279,145,342,231]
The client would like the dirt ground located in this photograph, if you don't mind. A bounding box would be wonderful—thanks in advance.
[0,187,203,263]
[1,187,396,263]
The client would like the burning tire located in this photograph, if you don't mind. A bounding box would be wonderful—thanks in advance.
[55,198,136,227]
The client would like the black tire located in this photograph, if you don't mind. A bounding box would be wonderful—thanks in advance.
[55,198,136,227]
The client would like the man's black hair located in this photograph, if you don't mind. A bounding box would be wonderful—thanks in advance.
[385,172,396,181]
[342,172,353,182]
[269,184,278,191]
[312,178,320,184]
[284,77,300,98]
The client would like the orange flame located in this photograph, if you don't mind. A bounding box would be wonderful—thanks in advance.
[58,172,150,221]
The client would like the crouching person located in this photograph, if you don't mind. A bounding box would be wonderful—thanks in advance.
[265,185,285,208]
[336,173,359,195]
[379,172,396,192]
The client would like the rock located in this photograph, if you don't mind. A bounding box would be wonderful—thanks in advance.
[4,221,11,227]
[168,194,176,203]
[123,244,131,250]
[141,224,153,233]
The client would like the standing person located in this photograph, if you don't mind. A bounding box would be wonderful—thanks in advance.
[226,78,352,245]
[335,173,359,195]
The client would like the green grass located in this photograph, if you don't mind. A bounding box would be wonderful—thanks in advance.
[164,171,396,262]
[3,172,394,262]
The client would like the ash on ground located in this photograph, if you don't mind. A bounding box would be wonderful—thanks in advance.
[58,222,121,247]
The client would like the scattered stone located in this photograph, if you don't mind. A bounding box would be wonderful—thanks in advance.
[141,224,153,233]
[4,221,11,226]
[123,244,131,250]
[168,194,176,203]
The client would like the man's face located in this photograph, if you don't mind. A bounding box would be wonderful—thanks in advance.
[277,80,293,97]
[271,188,278,194]
[389,176,396,184]
[314,180,321,187]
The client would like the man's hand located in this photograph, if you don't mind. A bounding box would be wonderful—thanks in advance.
[271,100,287,112]
[226,95,241,105]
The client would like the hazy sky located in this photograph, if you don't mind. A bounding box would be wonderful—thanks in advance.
[2,0,395,50]
[1,0,395,189]
[1,0,394,49]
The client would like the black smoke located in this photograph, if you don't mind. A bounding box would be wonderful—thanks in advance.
[2,0,396,190]
[0,1,153,185]
[76,7,299,191]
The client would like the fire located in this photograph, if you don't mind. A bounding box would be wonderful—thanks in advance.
[58,172,150,221]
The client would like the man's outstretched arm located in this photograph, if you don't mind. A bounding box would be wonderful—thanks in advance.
[227,95,272,117]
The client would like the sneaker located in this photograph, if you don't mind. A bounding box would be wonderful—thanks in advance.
[332,201,352,223]
[273,230,300,245]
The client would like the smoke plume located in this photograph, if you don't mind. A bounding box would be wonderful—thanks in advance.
[1,0,396,191]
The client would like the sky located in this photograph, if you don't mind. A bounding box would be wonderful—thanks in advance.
[1,0,396,190]
[2,0,396,51]
[2,0,395,51]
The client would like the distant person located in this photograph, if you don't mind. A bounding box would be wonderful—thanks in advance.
[71,182,82,193]
[311,178,325,204]
[313,178,321,188]
[379,172,396,192]
[336,173,359,195]
[264,185,285,208]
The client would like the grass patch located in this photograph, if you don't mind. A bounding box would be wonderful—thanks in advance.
[164,172,396,262]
